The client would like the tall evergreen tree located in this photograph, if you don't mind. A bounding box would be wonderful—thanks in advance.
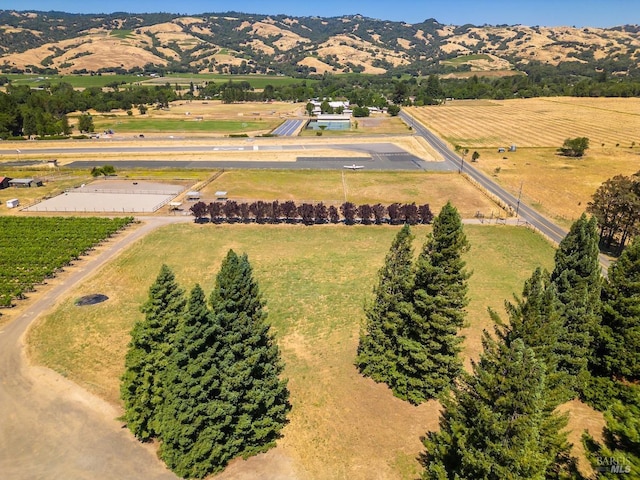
[158,284,235,478]
[356,224,414,385]
[492,268,567,406]
[550,213,602,398]
[422,335,574,480]
[394,201,470,404]
[120,264,186,441]
[211,250,291,459]
[584,392,640,478]
[595,236,640,381]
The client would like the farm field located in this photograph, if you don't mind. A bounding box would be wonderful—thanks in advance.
[28,222,567,480]
[406,98,640,224]
[200,170,500,219]
[2,73,313,90]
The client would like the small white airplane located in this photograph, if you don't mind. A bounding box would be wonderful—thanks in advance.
[343,164,365,170]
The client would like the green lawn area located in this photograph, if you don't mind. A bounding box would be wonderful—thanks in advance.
[28,222,554,479]
[91,117,279,133]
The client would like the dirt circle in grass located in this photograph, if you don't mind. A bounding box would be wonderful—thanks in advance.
[75,294,109,306]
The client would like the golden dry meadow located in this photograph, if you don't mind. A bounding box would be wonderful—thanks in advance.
[407,98,640,225]
[27,223,602,479]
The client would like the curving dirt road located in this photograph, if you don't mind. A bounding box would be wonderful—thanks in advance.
[0,216,192,479]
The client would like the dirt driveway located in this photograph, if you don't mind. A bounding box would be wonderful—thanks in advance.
[0,217,184,479]
[0,215,301,479]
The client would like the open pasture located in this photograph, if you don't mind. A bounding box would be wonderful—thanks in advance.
[199,170,501,218]
[28,223,557,480]
[406,97,640,149]
[407,97,640,224]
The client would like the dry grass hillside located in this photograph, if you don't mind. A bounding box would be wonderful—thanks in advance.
[0,11,638,75]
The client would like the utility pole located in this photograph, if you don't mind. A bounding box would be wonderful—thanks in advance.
[516,182,523,217]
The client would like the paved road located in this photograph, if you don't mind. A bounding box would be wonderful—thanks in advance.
[271,119,306,136]
[400,111,569,245]
[0,217,189,479]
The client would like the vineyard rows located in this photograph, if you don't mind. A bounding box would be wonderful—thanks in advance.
[0,216,134,308]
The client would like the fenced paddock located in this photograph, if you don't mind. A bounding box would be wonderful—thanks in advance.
[24,179,186,213]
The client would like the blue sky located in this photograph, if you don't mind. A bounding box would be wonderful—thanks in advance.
[2,0,638,27]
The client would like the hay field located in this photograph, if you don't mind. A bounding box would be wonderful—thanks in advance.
[407,98,640,224]
[28,223,559,480]
[406,97,640,148]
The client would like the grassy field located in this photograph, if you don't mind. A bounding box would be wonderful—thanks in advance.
[201,170,501,218]
[3,73,310,90]
[91,117,279,134]
[28,222,556,480]
[406,97,640,224]
[161,73,318,89]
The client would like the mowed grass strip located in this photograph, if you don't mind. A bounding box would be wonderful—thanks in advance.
[92,117,280,133]
[202,170,502,218]
[28,223,555,479]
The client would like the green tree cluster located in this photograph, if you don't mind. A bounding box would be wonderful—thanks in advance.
[121,252,290,478]
[587,171,640,254]
[550,214,602,399]
[559,137,590,157]
[422,336,575,479]
[356,202,470,404]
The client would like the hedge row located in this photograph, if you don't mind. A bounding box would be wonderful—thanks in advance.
[190,200,434,225]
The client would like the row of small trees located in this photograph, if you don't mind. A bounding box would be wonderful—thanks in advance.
[120,252,291,479]
[358,207,639,477]
[190,200,434,225]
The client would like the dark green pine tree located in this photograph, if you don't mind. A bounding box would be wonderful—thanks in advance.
[584,392,640,478]
[550,213,602,398]
[394,201,470,404]
[356,224,415,385]
[158,284,235,479]
[492,267,568,406]
[211,250,291,460]
[120,264,186,441]
[422,335,574,480]
[596,236,640,381]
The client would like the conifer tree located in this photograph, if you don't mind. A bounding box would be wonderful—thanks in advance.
[550,213,602,398]
[493,268,567,406]
[596,236,640,381]
[394,201,470,404]
[120,264,186,441]
[211,250,291,459]
[584,393,640,478]
[422,335,574,480]
[356,224,414,384]
[158,284,235,478]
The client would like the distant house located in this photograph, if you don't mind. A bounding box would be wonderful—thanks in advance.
[9,178,42,188]
[0,177,10,189]
[186,191,201,201]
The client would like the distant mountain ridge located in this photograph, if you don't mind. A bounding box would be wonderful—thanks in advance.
[0,10,638,77]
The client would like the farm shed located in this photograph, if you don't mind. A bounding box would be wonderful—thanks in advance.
[6,198,19,208]
[186,191,201,201]
[0,177,10,189]
[9,178,42,188]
